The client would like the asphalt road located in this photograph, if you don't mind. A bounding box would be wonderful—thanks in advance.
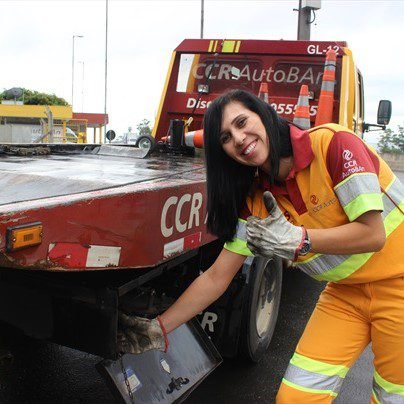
[0,270,371,403]
[0,170,402,403]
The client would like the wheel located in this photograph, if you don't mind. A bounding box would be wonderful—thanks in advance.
[238,256,283,362]
[135,135,155,151]
[0,348,13,368]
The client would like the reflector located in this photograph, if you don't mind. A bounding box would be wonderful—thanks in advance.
[6,222,42,252]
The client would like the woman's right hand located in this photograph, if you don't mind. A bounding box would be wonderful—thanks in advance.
[117,312,168,355]
[246,191,305,260]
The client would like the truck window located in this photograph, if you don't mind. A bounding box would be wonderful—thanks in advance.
[176,54,341,103]
[176,54,196,93]
[270,62,323,98]
[176,53,262,94]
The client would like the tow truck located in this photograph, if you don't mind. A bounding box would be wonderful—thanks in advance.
[0,39,391,402]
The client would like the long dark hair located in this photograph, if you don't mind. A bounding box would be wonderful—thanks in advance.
[203,89,292,241]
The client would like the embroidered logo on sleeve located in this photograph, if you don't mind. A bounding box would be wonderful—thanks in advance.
[342,149,364,179]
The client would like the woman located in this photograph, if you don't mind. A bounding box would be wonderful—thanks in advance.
[118,90,404,403]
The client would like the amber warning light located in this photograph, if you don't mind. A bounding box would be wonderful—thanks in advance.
[6,222,43,252]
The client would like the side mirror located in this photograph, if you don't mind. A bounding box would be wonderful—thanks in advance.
[377,100,392,125]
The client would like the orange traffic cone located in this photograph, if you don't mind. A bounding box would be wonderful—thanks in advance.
[315,49,337,126]
[293,84,311,129]
[258,82,269,103]
[161,130,204,148]
[184,129,204,148]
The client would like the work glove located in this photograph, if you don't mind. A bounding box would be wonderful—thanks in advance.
[117,311,168,355]
[246,191,305,261]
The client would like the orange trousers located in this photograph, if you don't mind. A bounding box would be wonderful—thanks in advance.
[277,277,404,403]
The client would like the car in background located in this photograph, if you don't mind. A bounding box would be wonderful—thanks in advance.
[111,127,155,149]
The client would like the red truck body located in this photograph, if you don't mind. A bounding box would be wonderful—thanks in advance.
[0,148,214,271]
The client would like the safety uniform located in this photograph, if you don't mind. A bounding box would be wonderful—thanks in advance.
[225,123,404,403]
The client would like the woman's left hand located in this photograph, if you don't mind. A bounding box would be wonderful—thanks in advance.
[246,191,305,260]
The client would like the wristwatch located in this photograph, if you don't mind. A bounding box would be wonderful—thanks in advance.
[299,229,312,256]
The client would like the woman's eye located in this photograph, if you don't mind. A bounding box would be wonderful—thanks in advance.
[237,118,246,128]
[220,133,231,144]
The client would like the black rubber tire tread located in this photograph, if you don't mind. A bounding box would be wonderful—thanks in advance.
[135,135,156,152]
[238,256,283,363]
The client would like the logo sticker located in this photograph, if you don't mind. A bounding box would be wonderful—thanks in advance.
[342,149,353,161]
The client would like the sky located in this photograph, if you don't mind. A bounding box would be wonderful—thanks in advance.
[1,0,403,144]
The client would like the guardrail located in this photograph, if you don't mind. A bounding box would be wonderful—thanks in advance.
[380,153,404,172]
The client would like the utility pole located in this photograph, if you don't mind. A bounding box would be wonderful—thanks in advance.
[200,0,204,39]
[296,0,321,40]
[104,0,109,143]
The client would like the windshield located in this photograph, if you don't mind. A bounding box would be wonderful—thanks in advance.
[176,53,341,102]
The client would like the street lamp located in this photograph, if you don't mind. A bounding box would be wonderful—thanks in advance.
[71,34,84,109]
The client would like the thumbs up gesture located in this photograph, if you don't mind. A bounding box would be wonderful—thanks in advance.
[246,191,306,261]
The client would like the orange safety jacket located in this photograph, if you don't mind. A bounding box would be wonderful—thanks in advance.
[224,123,404,284]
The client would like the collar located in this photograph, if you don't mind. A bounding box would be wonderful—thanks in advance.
[287,124,314,178]
[258,124,314,194]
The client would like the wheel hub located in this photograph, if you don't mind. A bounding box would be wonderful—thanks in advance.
[255,263,277,337]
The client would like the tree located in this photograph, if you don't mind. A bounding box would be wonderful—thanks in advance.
[0,88,68,106]
[136,119,152,137]
[377,126,404,154]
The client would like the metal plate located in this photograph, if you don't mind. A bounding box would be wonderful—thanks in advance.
[97,319,222,403]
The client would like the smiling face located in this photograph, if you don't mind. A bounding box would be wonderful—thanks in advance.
[220,101,270,171]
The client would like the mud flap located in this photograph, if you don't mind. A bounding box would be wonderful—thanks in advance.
[97,318,222,403]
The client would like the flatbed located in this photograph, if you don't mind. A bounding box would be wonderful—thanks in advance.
[0,144,214,271]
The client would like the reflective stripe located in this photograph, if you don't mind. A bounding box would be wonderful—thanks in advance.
[372,390,381,404]
[283,353,348,396]
[184,132,195,147]
[290,352,349,378]
[299,190,403,281]
[294,117,311,128]
[373,370,404,403]
[282,377,338,397]
[235,219,247,240]
[224,219,253,256]
[284,364,343,394]
[345,193,384,221]
[335,172,380,207]
[321,81,335,92]
[385,176,404,209]
[384,204,404,236]
[335,173,383,221]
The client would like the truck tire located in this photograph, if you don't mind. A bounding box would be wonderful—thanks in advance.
[239,256,282,362]
[136,135,155,151]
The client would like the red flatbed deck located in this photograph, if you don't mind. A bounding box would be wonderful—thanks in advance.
[0,145,214,271]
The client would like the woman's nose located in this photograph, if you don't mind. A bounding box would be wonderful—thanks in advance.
[233,130,246,146]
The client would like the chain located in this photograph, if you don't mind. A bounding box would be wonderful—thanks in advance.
[119,354,135,403]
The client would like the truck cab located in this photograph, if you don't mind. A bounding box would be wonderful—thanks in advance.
[152,39,367,140]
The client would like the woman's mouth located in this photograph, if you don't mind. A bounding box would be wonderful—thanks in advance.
[242,140,257,156]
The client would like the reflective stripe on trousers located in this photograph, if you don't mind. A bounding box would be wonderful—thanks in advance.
[372,370,404,403]
[281,352,348,398]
